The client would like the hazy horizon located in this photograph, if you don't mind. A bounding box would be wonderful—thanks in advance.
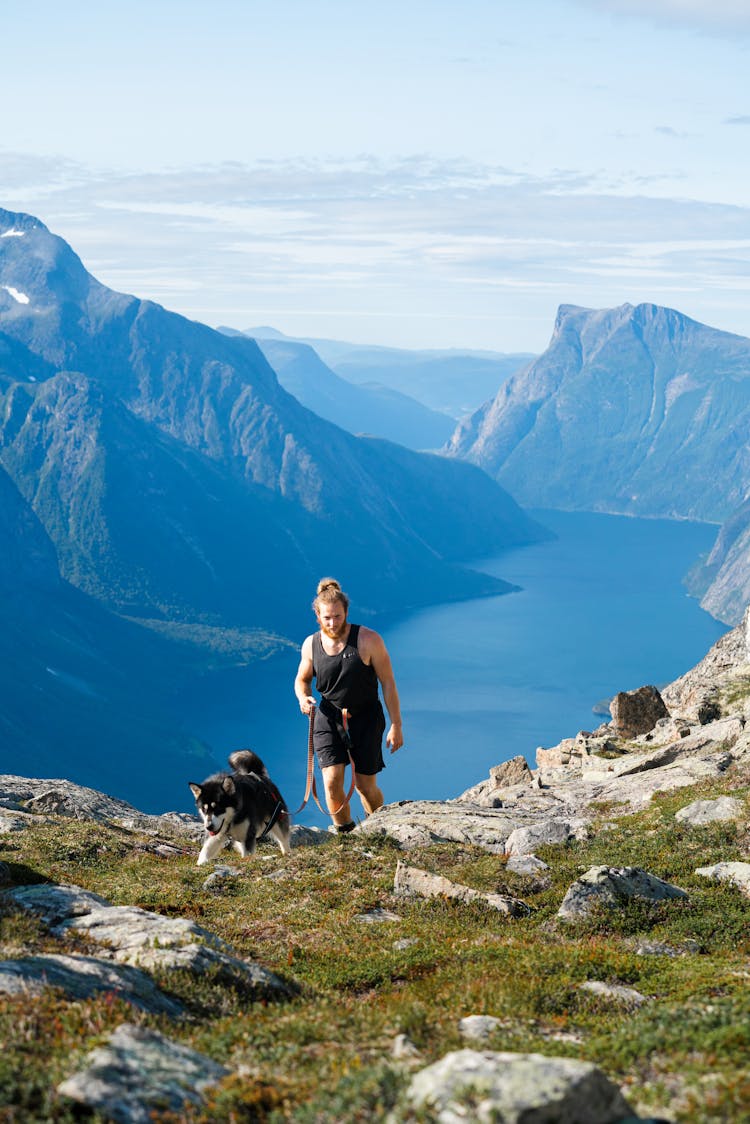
[2,0,750,352]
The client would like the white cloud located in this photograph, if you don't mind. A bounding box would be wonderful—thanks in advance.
[577,0,750,34]
[3,153,750,350]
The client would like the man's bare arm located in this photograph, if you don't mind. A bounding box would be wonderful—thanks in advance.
[364,629,404,752]
[294,635,317,715]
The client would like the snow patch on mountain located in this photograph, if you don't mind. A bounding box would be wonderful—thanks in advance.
[2,285,30,304]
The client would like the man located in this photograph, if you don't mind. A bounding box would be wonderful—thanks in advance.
[294,577,403,833]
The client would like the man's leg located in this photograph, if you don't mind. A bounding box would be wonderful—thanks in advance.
[321,763,353,826]
[355,773,384,816]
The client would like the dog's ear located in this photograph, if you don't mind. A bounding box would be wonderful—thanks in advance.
[222,775,236,794]
[188,783,201,799]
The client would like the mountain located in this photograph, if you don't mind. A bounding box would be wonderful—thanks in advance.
[0,207,551,796]
[448,302,750,524]
[0,207,546,637]
[241,335,455,450]
[686,499,750,626]
[0,462,220,808]
[243,326,535,419]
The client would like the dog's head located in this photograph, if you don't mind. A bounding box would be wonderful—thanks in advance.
[188,775,237,836]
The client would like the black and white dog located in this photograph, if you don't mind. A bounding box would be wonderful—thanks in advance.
[189,750,291,866]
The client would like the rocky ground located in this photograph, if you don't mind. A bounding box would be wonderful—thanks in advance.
[2,613,750,1121]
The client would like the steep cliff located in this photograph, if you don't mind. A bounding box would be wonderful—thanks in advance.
[449,302,750,523]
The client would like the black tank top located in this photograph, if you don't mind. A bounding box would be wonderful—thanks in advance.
[312,623,379,713]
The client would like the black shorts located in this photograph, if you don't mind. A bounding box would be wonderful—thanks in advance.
[313,700,386,774]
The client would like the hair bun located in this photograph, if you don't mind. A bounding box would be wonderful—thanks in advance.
[316,577,341,595]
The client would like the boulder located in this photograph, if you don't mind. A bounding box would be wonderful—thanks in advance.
[557,866,687,922]
[459,1015,503,1042]
[695,861,750,897]
[404,1049,632,1123]
[358,801,531,853]
[506,854,549,876]
[578,980,648,1008]
[393,861,529,917]
[504,818,587,857]
[609,685,668,739]
[0,954,183,1015]
[57,1023,229,1123]
[675,796,744,826]
[8,882,292,998]
[458,757,532,805]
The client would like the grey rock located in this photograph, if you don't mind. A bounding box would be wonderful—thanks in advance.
[504,818,587,857]
[675,796,744,826]
[459,1015,503,1041]
[57,1023,229,1123]
[695,861,750,896]
[121,943,294,997]
[579,980,648,1007]
[662,619,747,719]
[290,824,330,847]
[557,866,688,921]
[458,757,532,805]
[610,685,669,739]
[359,800,559,854]
[8,881,291,996]
[56,903,227,956]
[202,865,241,891]
[393,938,418,951]
[0,954,183,1015]
[8,883,111,925]
[394,861,529,917]
[392,1033,421,1060]
[352,907,402,923]
[506,854,549,875]
[404,1048,632,1123]
[0,775,191,835]
[633,940,682,958]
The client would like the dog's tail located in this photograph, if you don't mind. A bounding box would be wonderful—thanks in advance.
[228,749,269,778]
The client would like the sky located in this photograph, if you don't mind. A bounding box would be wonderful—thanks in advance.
[2,0,750,352]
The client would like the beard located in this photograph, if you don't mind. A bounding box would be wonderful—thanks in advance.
[320,619,348,641]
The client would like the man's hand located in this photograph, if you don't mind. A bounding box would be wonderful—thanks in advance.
[386,723,403,753]
[299,695,316,716]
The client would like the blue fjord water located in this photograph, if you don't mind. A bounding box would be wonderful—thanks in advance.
[178,510,726,825]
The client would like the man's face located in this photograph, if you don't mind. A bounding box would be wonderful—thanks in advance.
[317,599,348,640]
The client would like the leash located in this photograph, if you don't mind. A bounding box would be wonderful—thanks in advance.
[294,704,357,817]
[256,798,286,842]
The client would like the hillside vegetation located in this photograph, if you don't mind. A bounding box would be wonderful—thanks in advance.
[3,681,750,1121]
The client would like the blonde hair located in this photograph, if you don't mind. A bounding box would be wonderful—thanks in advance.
[313,576,350,614]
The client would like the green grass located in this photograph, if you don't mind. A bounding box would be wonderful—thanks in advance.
[1,769,750,1122]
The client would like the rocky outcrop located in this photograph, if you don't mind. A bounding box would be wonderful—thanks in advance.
[8,881,293,997]
[403,1049,633,1123]
[0,954,184,1015]
[665,612,749,712]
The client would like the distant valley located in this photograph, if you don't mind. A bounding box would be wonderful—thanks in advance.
[0,207,545,799]
[5,204,750,810]
[448,301,750,624]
